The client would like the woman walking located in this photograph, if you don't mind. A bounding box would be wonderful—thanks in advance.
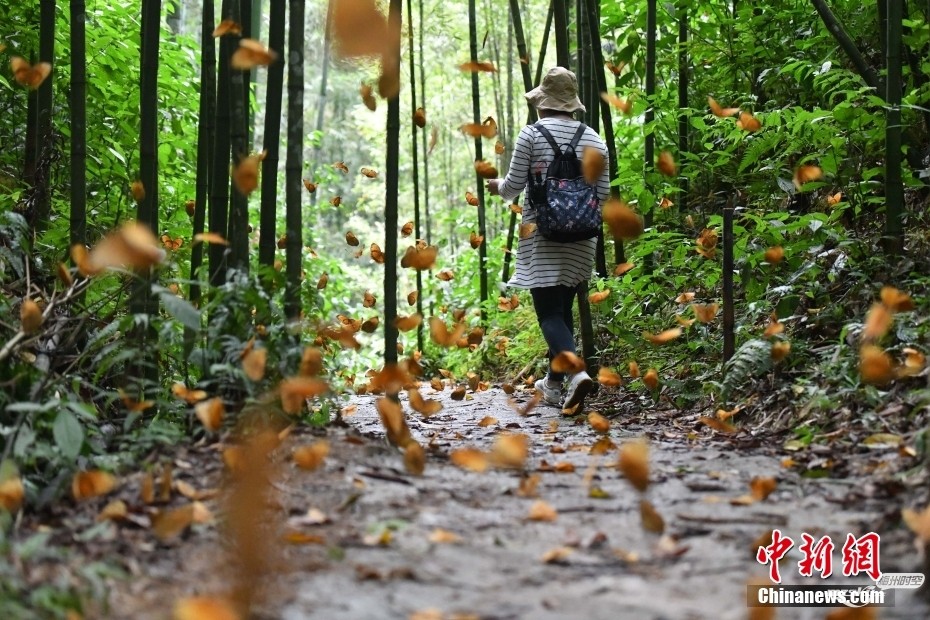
[487,67,610,411]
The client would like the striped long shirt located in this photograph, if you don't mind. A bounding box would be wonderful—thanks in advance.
[498,117,610,289]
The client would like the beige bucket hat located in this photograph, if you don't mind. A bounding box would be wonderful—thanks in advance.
[525,67,586,113]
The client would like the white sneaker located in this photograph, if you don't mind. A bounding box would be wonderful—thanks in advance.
[563,370,593,411]
[534,378,562,407]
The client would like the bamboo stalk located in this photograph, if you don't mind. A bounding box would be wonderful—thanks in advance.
[406,0,424,352]
[468,0,489,323]
[677,0,689,214]
[70,0,86,250]
[258,0,286,268]
[284,0,305,318]
[209,0,234,286]
[228,0,250,271]
[384,0,403,363]
[884,0,903,254]
[190,0,216,307]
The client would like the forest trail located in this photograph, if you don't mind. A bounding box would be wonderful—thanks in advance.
[93,386,930,620]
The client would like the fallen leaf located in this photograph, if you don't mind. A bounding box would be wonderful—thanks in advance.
[613,262,635,276]
[541,546,573,564]
[902,505,930,543]
[588,412,610,433]
[231,38,278,70]
[597,367,622,387]
[10,57,52,90]
[72,471,117,501]
[582,147,605,184]
[644,328,682,345]
[618,439,649,492]
[280,377,329,414]
[293,441,330,471]
[708,96,739,117]
[656,151,677,177]
[736,111,761,132]
[212,19,242,37]
[450,448,488,472]
[880,286,914,312]
[408,388,443,416]
[20,299,42,333]
[600,92,632,114]
[750,476,777,501]
[551,351,586,374]
[490,433,529,469]
[602,199,643,240]
[640,499,665,533]
[458,60,497,73]
[691,303,719,323]
[860,344,894,386]
[151,504,194,541]
[404,441,426,475]
[173,596,241,620]
[413,107,426,128]
[527,500,558,521]
[194,398,225,432]
[792,164,822,189]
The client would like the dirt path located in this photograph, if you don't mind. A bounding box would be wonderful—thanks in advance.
[103,385,928,619]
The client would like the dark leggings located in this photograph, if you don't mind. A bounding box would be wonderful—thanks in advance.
[530,285,578,382]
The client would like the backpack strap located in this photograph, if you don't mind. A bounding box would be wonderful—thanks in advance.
[533,122,588,155]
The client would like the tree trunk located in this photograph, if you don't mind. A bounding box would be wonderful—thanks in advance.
[644,0,656,234]
[584,0,623,264]
[306,0,333,247]
[677,0,689,214]
[210,0,234,286]
[553,0,570,68]
[384,0,403,364]
[187,0,216,362]
[406,0,424,352]
[468,0,489,323]
[258,0,286,268]
[284,0,305,319]
[502,0,549,283]
[884,0,903,254]
[70,0,86,250]
[228,0,250,271]
[132,0,162,394]
[34,0,56,230]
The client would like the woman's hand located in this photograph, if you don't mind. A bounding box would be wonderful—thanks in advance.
[485,179,501,196]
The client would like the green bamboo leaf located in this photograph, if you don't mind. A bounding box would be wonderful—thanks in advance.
[53,410,84,460]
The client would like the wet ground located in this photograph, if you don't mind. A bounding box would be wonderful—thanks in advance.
[97,384,929,619]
